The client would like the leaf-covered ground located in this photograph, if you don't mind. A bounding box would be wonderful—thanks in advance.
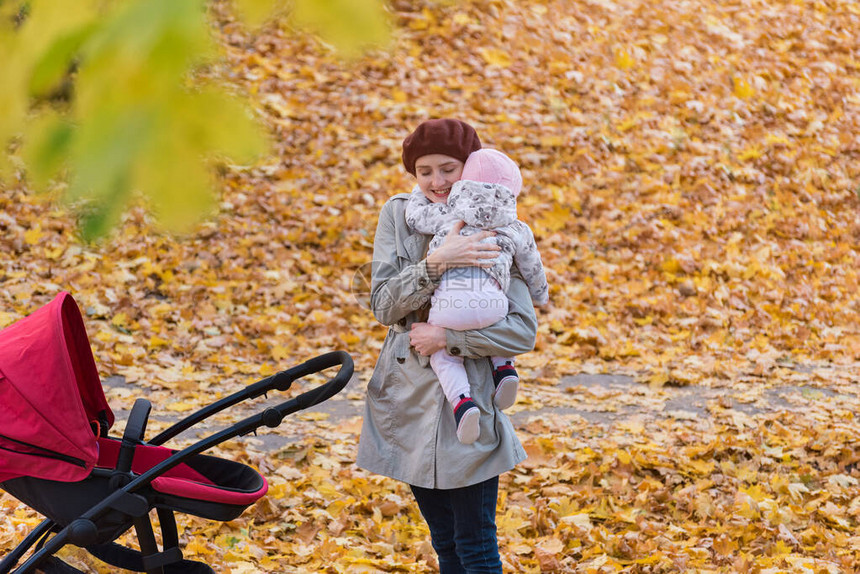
[2,0,859,572]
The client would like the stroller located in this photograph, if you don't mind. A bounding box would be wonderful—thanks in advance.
[0,292,354,573]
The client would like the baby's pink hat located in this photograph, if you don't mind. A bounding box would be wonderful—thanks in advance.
[461,148,523,197]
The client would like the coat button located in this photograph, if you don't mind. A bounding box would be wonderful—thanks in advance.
[450,347,461,356]
[418,277,428,288]
[396,357,405,364]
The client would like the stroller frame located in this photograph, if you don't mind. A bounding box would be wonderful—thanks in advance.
[1,349,354,574]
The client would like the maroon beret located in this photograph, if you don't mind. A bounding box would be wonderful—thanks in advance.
[401,119,482,176]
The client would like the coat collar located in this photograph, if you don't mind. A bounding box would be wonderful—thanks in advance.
[392,190,432,262]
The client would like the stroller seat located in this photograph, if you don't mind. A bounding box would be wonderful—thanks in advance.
[95,437,267,508]
[0,292,353,574]
[4,436,269,537]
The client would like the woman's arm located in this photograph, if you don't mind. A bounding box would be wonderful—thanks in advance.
[409,273,538,359]
[370,200,438,326]
[446,274,538,359]
[371,198,503,326]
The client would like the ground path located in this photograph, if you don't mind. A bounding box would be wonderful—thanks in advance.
[104,363,857,452]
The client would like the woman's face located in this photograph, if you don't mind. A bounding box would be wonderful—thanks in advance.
[414,154,465,204]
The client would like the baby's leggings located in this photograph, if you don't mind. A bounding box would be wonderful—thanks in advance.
[428,277,509,404]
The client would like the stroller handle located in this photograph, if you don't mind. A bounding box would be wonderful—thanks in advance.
[126,351,354,486]
[260,350,354,428]
[150,350,354,445]
[1,352,355,574]
[275,350,354,411]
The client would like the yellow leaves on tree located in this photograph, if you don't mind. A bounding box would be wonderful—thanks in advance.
[0,0,391,239]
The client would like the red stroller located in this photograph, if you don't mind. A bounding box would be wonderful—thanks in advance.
[0,292,354,573]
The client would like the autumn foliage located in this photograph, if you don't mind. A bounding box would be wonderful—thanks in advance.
[1,0,859,572]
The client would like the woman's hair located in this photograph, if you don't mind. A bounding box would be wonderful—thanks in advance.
[401,119,482,176]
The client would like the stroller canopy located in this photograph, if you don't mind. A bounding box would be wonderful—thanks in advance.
[0,292,113,483]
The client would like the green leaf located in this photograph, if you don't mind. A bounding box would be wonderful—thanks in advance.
[22,111,74,190]
[61,0,259,237]
[0,37,28,173]
[134,127,216,234]
[182,89,268,164]
[22,0,98,52]
[292,0,391,58]
[0,0,98,179]
[79,183,130,241]
[76,0,211,114]
[127,89,265,233]
[66,106,152,206]
[234,0,285,27]
[29,23,96,97]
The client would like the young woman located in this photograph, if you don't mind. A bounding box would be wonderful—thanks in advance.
[356,118,537,573]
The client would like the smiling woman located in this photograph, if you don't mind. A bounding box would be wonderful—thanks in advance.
[414,155,465,203]
[357,118,538,574]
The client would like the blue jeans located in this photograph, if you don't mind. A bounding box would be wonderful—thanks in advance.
[410,477,503,574]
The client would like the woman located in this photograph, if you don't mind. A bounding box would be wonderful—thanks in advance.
[356,118,537,573]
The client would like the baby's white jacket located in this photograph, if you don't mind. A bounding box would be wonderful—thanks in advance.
[405,180,549,306]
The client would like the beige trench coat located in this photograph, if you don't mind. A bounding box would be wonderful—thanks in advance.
[356,193,535,489]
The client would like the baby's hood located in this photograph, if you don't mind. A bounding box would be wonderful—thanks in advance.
[448,180,517,229]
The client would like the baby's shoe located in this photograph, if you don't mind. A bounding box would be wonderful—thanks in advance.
[492,363,519,410]
[453,396,480,444]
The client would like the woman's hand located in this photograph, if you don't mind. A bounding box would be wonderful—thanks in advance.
[409,322,447,356]
[426,220,501,280]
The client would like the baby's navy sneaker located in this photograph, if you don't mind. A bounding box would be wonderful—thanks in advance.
[453,396,480,444]
[492,363,519,410]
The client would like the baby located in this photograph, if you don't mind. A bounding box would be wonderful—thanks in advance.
[406,149,548,444]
